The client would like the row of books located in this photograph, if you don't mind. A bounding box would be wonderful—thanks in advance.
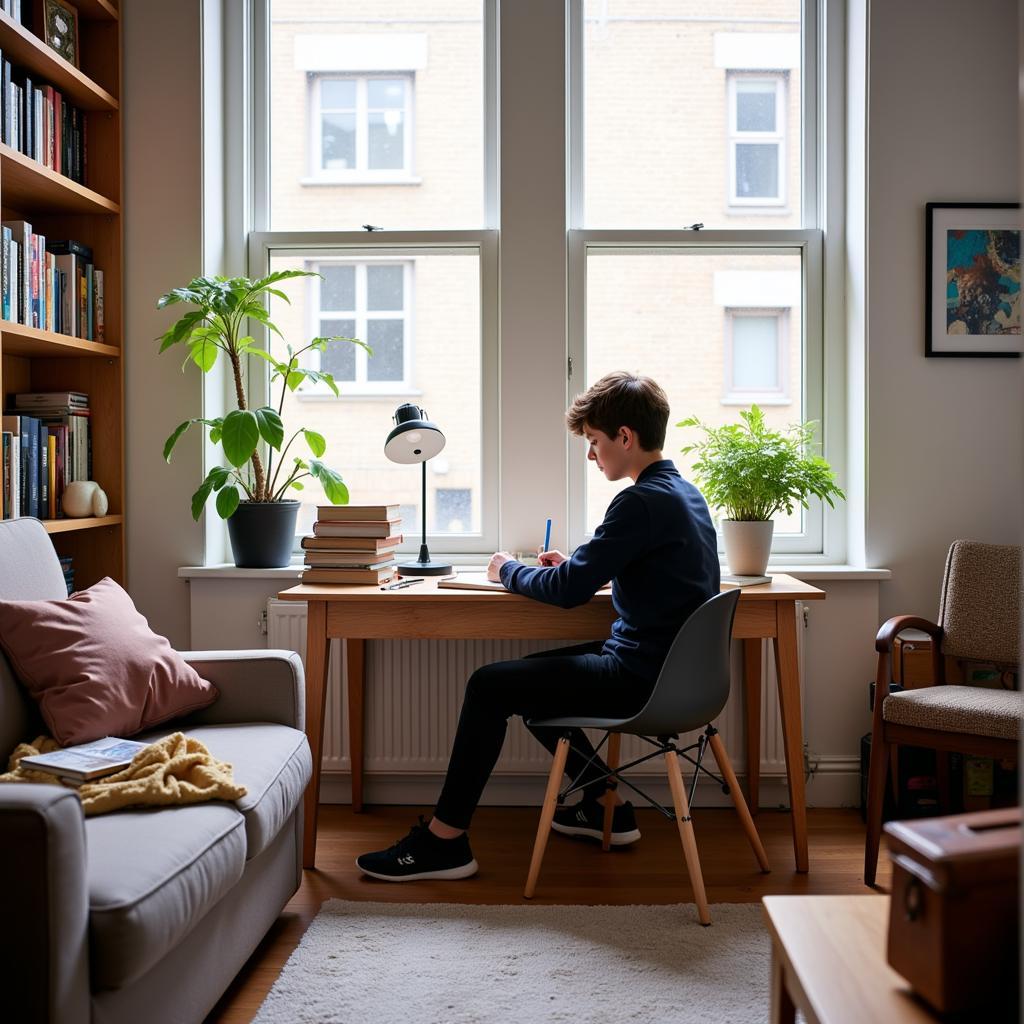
[1,227,103,339]
[301,504,402,585]
[1,391,91,520]
[0,48,89,184]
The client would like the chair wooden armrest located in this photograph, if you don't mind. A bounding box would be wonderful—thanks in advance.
[875,615,943,653]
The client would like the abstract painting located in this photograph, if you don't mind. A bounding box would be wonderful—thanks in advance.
[926,202,1021,357]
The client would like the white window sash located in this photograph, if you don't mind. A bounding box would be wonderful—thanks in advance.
[727,74,786,207]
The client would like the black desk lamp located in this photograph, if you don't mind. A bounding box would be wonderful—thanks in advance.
[384,403,453,576]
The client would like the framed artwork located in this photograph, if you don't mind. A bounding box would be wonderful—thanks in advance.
[36,0,79,68]
[925,202,1021,358]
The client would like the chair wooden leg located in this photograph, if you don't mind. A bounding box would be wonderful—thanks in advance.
[707,731,770,873]
[665,751,711,926]
[601,732,621,852]
[524,736,570,899]
[864,726,890,887]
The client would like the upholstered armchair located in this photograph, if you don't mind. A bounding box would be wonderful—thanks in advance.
[864,540,1021,885]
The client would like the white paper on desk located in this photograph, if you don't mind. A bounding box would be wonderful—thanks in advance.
[438,572,612,593]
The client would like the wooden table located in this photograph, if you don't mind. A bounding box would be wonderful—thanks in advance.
[277,573,825,871]
[762,896,938,1024]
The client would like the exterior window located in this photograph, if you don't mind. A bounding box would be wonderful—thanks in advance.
[724,308,790,403]
[436,488,471,533]
[307,261,412,393]
[728,75,786,206]
[311,75,413,179]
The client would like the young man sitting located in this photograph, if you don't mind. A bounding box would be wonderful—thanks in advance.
[356,371,720,881]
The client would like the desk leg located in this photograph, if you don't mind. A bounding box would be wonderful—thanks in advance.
[770,951,797,1024]
[743,638,762,814]
[302,601,329,870]
[773,601,809,873]
[347,639,366,813]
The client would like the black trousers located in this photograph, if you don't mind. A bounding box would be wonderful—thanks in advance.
[433,642,654,830]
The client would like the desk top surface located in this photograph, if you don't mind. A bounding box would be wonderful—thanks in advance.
[762,896,938,1024]
[278,571,825,603]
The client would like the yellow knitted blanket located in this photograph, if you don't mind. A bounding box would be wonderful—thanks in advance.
[1,732,247,816]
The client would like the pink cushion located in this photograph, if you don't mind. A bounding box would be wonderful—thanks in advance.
[0,577,218,745]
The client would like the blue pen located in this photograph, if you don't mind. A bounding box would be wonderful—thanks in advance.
[542,517,552,555]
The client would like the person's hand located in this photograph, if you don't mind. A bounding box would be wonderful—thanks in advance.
[538,549,567,567]
[487,551,515,581]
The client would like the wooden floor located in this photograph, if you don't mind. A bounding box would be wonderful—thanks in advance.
[204,805,889,1023]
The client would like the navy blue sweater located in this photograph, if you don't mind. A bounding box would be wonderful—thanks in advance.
[499,460,720,682]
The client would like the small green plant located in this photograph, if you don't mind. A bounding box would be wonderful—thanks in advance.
[157,271,369,520]
[678,405,845,522]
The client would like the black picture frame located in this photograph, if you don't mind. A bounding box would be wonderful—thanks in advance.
[925,202,1021,358]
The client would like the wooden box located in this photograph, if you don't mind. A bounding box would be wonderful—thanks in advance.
[884,807,1020,1015]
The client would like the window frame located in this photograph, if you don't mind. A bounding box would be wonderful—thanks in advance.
[302,258,417,396]
[727,73,787,209]
[722,306,791,405]
[307,72,416,183]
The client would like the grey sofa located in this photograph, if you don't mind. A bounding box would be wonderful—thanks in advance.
[0,518,312,1024]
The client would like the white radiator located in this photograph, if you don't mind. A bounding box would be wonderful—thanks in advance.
[267,599,803,784]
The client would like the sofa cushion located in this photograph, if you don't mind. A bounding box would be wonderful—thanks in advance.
[0,577,219,745]
[87,802,246,990]
[137,722,311,860]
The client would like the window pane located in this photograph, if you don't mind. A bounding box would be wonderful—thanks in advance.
[367,79,405,108]
[736,82,776,132]
[266,251,482,540]
[367,265,404,310]
[366,320,404,381]
[584,0,800,228]
[269,1,484,229]
[321,319,357,380]
[585,250,802,536]
[732,316,779,388]
[321,79,355,109]
[735,143,779,199]
[368,111,405,169]
[321,264,355,310]
[436,488,471,533]
[321,113,355,170]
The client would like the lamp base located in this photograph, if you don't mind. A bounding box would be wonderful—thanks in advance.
[397,559,454,577]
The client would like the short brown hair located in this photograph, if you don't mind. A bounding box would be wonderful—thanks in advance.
[566,371,670,451]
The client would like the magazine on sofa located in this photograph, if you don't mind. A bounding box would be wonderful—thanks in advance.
[20,736,149,782]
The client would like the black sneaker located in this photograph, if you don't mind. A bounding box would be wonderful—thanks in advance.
[551,798,641,846]
[356,816,479,882]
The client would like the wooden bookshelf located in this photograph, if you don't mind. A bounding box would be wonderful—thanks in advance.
[0,0,123,589]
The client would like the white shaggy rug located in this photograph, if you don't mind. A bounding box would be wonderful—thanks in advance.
[253,900,772,1024]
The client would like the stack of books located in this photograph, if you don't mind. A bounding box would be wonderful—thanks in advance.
[301,505,402,585]
[1,390,91,519]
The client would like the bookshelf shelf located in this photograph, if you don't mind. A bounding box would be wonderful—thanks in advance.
[0,8,123,589]
[0,11,118,111]
[43,514,122,534]
[0,144,119,215]
[1,323,118,357]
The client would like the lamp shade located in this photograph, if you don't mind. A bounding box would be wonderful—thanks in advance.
[384,403,446,465]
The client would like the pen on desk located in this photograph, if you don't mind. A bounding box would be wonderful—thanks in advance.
[542,517,552,556]
[381,578,425,591]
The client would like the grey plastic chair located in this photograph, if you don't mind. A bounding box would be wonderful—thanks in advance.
[523,589,770,924]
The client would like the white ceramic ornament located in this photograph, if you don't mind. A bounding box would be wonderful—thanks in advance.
[63,480,107,518]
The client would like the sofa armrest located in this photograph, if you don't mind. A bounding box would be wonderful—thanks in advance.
[0,786,90,1024]
[179,649,306,730]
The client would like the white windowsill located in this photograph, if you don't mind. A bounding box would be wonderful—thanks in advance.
[178,562,892,581]
[300,175,423,187]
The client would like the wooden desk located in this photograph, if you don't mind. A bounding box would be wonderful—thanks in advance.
[762,895,938,1024]
[277,573,825,871]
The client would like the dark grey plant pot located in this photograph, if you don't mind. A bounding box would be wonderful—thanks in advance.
[226,501,300,568]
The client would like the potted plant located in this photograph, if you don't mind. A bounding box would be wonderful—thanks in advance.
[678,405,845,576]
[157,271,367,568]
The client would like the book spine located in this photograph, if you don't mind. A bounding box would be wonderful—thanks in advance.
[1,226,8,322]
[9,240,17,325]
[55,253,74,334]
[38,421,47,519]
[47,433,55,518]
[76,264,84,338]
[9,434,18,516]
[53,89,60,175]
[1,431,8,518]
[94,269,104,343]
[86,262,93,340]
[23,415,37,517]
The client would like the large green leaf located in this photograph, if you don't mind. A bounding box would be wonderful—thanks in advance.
[190,464,230,521]
[163,417,221,462]
[309,460,349,505]
[221,409,260,467]
[158,310,206,352]
[190,336,219,372]
[254,407,284,450]
[251,269,319,291]
[215,485,240,519]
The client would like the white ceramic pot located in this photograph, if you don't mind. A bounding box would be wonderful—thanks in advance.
[62,480,108,518]
[721,520,774,576]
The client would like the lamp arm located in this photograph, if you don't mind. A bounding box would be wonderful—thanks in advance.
[419,459,430,563]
